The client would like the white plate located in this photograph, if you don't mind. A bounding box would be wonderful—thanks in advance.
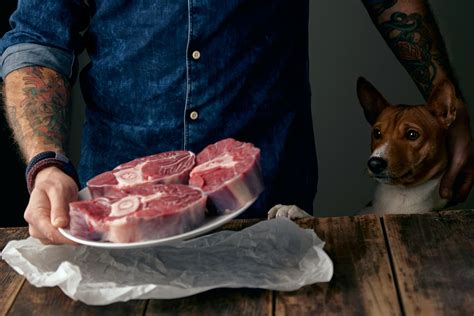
[59,188,256,249]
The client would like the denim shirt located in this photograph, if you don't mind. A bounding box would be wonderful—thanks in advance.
[0,0,317,218]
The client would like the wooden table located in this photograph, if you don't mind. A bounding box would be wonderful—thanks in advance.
[1,210,473,315]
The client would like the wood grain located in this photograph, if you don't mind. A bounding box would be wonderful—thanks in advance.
[146,288,271,316]
[384,209,474,316]
[275,216,401,316]
[146,220,270,315]
[216,219,261,232]
[0,227,28,315]
[8,284,147,316]
[3,211,469,315]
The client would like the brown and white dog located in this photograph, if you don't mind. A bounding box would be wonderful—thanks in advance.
[357,77,456,214]
[268,77,457,219]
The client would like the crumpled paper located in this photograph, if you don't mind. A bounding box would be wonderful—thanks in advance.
[1,218,333,305]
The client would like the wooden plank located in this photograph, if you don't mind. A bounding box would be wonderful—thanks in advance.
[384,209,474,316]
[146,288,272,315]
[5,220,264,315]
[218,219,261,231]
[147,220,270,315]
[8,284,147,316]
[0,227,28,315]
[1,227,146,315]
[275,216,401,316]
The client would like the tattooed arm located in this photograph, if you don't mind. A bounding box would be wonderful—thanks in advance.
[362,0,474,204]
[3,66,77,244]
[362,0,453,97]
[4,66,70,160]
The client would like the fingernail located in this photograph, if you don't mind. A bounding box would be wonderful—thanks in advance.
[53,217,67,227]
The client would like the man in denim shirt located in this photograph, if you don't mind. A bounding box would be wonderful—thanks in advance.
[1,1,472,244]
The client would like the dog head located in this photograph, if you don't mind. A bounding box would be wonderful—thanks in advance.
[356,77,456,186]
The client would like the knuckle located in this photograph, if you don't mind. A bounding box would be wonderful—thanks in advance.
[37,179,65,194]
[43,230,56,242]
[39,238,53,245]
[34,177,54,190]
[24,210,32,222]
[28,226,38,237]
[49,181,65,193]
[51,181,77,199]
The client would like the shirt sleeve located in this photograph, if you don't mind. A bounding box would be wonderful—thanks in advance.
[0,0,89,80]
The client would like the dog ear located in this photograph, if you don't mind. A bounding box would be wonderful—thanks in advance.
[427,80,457,128]
[357,77,389,125]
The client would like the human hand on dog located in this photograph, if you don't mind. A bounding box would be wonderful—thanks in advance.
[441,99,474,205]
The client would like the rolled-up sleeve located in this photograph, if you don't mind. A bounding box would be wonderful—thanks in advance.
[1,43,77,79]
[0,0,89,80]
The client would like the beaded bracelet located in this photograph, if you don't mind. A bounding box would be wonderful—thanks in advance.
[25,151,80,193]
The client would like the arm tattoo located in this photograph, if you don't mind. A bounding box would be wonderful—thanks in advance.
[363,1,458,100]
[20,67,70,149]
[380,12,436,96]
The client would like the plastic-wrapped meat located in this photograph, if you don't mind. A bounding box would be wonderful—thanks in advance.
[87,151,195,199]
[189,138,264,214]
[69,184,207,243]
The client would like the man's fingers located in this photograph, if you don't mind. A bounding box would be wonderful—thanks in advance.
[28,225,43,240]
[25,189,76,245]
[24,189,50,224]
[23,167,80,245]
[29,226,54,245]
[30,208,73,244]
[48,186,74,228]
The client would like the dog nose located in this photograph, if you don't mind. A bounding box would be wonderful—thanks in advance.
[367,157,387,174]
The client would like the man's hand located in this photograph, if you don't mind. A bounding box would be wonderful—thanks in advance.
[24,167,78,244]
[440,99,474,204]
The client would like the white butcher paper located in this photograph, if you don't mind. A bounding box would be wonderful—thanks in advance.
[1,218,333,305]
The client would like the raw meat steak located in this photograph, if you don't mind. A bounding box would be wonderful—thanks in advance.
[69,184,207,243]
[87,151,195,199]
[189,138,263,214]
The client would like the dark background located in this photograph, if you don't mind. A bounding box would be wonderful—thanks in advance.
[0,0,28,227]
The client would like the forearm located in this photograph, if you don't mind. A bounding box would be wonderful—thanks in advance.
[2,66,71,162]
[362,0,459,100]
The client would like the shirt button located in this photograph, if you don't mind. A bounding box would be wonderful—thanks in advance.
[189,110,199,120]
[191,50,201,60]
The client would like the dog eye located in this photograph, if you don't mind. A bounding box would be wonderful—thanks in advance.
[406,129,420,140]
[373,128,382,139]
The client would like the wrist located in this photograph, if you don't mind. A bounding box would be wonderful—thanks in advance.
[26,147,65,163]
[25,151,80,193]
